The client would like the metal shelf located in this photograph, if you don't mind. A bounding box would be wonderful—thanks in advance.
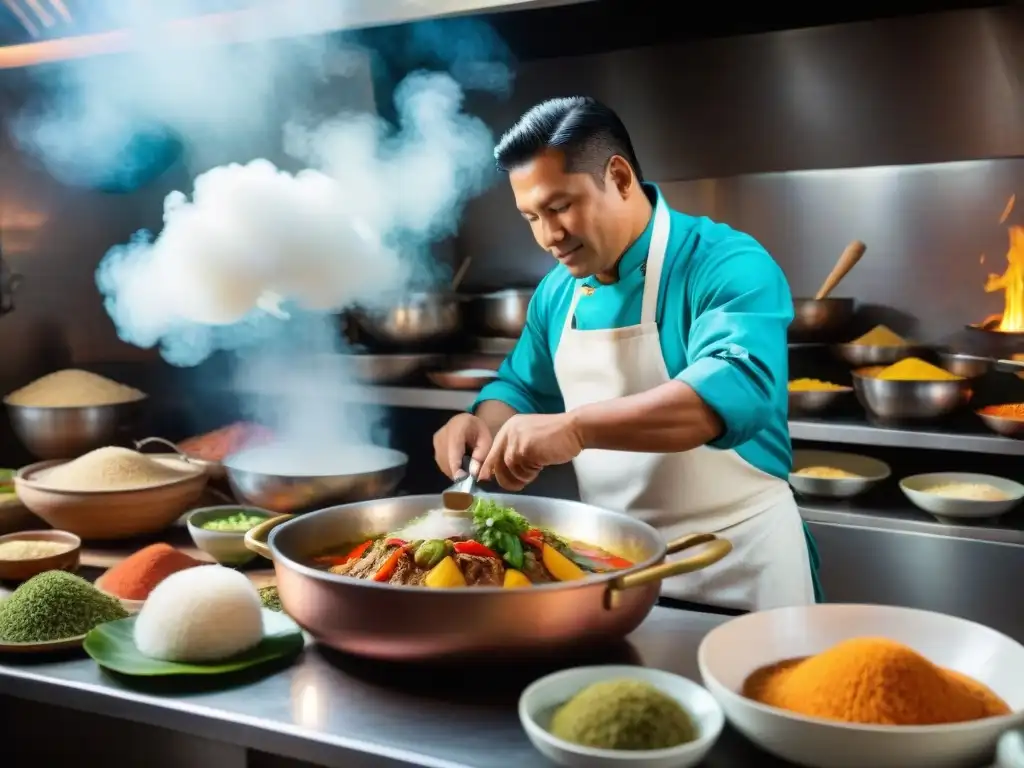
[788,418,1024,456]
[234,384,1024,455]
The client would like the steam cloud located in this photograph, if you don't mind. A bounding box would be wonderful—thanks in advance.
[8,2,510,452]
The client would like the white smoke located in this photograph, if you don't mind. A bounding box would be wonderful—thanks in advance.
[96,69,494,364]
[7,1,507,453]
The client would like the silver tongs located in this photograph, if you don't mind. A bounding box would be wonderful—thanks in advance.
[442,457,480,514]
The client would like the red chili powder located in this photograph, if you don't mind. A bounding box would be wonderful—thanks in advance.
[102,543,203,600]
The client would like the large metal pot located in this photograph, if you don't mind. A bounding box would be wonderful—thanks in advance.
[348,291,461,347]
[470,288,534,338]
[244,494,732,661]
[790,297,854,342]
[223,444,408,514]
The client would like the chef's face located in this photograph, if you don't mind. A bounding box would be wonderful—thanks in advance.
[508,149,637,279]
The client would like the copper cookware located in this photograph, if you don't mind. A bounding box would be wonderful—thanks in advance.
[244,494,732,662]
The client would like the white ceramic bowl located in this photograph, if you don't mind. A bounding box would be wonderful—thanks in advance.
[900,472,1024,521]
[519,665,724,768]
[997,729,1024,767]
[789,449,891,499]
[186,505,276,566]
[698,604,1024,768]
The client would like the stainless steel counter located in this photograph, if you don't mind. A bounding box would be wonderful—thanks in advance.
[0,607,785,768]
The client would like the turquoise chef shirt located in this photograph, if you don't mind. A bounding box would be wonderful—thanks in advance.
[471,183,794,481]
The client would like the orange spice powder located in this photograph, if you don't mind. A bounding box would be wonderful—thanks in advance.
[101,543,203,600]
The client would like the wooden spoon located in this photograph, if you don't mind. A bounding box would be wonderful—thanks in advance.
[815,240,867,300]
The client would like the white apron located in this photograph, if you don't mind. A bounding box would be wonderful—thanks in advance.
[552,200,815,612]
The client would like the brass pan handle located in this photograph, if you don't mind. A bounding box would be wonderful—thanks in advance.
[604,533,732,610]
[243,513,294,559]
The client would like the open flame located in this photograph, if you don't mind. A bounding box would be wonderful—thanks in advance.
[980,195,1024,332]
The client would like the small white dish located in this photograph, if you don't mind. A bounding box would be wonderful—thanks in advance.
[519,665,723,768]
[698,603,1024,768]
[187,506,276,566]
[900,472,1024,522]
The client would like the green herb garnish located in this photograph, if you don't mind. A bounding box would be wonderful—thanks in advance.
[471,498,529,570]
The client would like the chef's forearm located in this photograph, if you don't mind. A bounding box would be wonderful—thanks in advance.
[475,399,518,436]
[568,380,722,453]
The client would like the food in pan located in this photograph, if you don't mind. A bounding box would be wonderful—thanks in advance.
[178,422,274,463]
[788,378,849,392]
[793,466,862,480]
[309,498,636,588]
[550,679,697,750]
[742,637,1009,725]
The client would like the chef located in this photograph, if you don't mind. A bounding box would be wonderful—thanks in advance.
[433,96,821,611]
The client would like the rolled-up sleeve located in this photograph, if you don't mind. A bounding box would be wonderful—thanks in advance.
[674,237,792,449]
[471,282,564,416]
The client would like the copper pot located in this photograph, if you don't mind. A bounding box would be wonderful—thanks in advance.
[244,494,732,662]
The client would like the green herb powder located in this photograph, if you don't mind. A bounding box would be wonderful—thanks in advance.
[259,585,283,612]
[0,571,128,643]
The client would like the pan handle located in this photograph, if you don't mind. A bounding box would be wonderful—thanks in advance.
[603,533,733,610]
[244,514,294,559]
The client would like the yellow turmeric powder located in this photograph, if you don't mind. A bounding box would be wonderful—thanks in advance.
[851,325,909,346]
[742,637,1009,725]
[874,357,963,382]
[788,378,849,392]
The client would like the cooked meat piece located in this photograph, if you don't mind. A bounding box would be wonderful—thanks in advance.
[344,541,391,579]
[521,551,553,583]
[390,551,427,586]
[455,553,504,587]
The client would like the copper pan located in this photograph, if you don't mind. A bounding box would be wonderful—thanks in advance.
[244,494,732,662]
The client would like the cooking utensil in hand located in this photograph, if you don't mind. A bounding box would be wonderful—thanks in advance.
[815,240,866,300]
[442,458,480,513]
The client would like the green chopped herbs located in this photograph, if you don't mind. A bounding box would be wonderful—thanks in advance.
[258,585,283,612]
[471,498,529,570]
[200,510,266,533]
[0,571,128,643]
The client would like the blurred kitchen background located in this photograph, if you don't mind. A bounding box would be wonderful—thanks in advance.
[2,1,1024,633]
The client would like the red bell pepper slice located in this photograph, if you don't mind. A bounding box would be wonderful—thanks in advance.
[453,540,499,558]
[314,539,372,567]
[520,529,544,550]
[373,544,409,582]
[588,554,634,569]
[384,537,408,547]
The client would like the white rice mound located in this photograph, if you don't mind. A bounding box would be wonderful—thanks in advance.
[133,565,263,663]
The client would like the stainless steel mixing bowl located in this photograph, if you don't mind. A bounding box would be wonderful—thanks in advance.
[937,351,993,379]
[349,292,461,347]
[834,343,919,367]
[851,367,972,421]
[244,494,732,661]
[223,444,408,513]
[471,288,534,338]
[342,353,440,384]
[788,387,853,416]
[4,398,147,460]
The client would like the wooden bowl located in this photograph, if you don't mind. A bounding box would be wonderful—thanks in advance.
[0,530,81,582]
[14,459,208,540]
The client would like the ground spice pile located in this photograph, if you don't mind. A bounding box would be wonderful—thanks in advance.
[5,369,144,407]
[979,403,1024,421]
[0,571,127,643]
[742,637,1010,725]
[850,325,909,347]
[102,543,204,600]
[874,357,962,382]
[41,447,194,492]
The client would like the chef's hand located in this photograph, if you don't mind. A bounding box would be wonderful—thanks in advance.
[433,413,493,480]
[480,413,584,491]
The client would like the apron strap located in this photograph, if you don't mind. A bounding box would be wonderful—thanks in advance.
[562,286,584,335]
[640,198,671,325]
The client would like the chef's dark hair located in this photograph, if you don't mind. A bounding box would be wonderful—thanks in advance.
[493,96,644,184]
